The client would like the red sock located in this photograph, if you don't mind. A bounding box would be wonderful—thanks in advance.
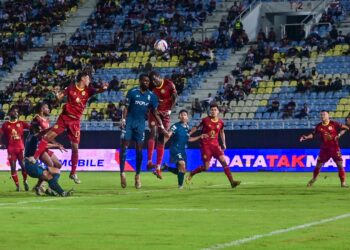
[313,167,321,179]
[11,172,19,186]
[147,138,155,162]
[71,150,78,175]
[338,168,346,183]
[191,166,206,176]
[34,139,48,159]
[223,166,234,183]
[21,169,27,182]
[156,143,164,166]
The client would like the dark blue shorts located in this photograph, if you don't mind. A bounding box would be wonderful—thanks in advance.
[24,160,48,178]
[121,123,145,143]
[170,148,187,165]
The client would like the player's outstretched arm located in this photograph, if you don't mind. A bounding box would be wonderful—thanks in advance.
[96,82,109,94]
[188,133,208,142]
[151,109,166,133]
[163,130,173,144]
[190,123,202,135]
[300,133,313,142]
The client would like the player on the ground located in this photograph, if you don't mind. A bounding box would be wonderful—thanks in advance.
[24,121,72,197]
[0,106,30,191]
[147,71,177,179]
[31,102,62,193]
[186,103,241,188]
[300,110,349,187]
[32,71,108,184]
[120,74,165,189]
[161,109,207,189]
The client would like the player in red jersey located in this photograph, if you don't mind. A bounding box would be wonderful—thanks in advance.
[186,103,241,188]
[31,102,64,194]
[0,106,30,191]
[33,71,108,184]
[300,110,349,187]
[147,71,177,179]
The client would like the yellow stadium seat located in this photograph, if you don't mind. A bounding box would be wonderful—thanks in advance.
[265,87,273,94]
[275,81,282,87]
[111,63,118,68]
[259,100,268,106]
[129,52,137,58]
[259,81,267,88]
[267,81,274,88]
[169,62,177,67]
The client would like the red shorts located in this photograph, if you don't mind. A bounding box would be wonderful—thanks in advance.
[318,147,343,163]
[200,144,224,162]
[7,148,24,162]
[46,149,54,157]
[148,111,171,130]
[51,114,81,144]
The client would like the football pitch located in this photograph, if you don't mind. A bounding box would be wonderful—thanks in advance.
[0,171,349,250]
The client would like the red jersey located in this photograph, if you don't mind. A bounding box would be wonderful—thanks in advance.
[200,116,224,146]
[62,84,96,119]
[1,120,30,149]
[33,114,50,130]
[314,120,342,149]
[152,78,177,112]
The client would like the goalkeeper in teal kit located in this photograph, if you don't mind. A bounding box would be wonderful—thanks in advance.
[162,109,207,189]
[119,74,165,189]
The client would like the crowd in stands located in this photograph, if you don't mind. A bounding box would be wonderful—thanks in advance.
[0,0,80,76]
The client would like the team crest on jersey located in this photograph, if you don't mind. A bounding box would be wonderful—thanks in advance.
[161,89,165,94]
[7,125,10,128]
[82,91,86,96]
[217,124,220,129]
[76,97,81,103]
[16,124,20,127]
[328,126,333,130]
[54,125,59,129]
[73,92,77,96]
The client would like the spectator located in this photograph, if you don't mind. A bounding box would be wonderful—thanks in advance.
[201,93,214,111]
[90,108,98,121]
[267,99,280,112]
[296,103,310,119]
[0,108,5,120]
[108,76,121,93]
[191,98,202,117]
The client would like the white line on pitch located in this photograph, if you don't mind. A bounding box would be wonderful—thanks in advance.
[0,197,76,207]
[0,206,255,213]
[201,213,350,250]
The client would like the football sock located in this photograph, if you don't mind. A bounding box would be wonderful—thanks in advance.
[178,172,185,186]
[191,166,206,176]
[70,150,78,175]
[338,168,346,183]
[313,167,321,179]
[147,138,155,162]
[167,167,179,175]
[48,176,64,195]
[156,143,164,166]
[34,139,48,159]
[223,166,234,183]
[21,169,28,182]
[119,149,127,173]
[136,150,142,175]
[11,172,19,186]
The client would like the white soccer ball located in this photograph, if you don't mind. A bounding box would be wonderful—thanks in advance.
[154,39,168,53]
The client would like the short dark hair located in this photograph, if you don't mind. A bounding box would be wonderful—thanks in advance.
[139,73,149,81]
[210,103,219,109]
[9,105,18,113]
[149,71,160,80]
[35,101,49,113]
[76,71,90,82]
[179,109,188,114]
[30,120,41,134]
[320,110,329,113]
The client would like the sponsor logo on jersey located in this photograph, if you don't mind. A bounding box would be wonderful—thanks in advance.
[135,100,148,106]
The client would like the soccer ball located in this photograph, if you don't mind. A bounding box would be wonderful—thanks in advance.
[154,39,168,53]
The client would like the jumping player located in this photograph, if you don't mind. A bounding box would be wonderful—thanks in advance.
[186,103,241,188]
[162,109,207,189]
[31,102,62,193]
[120,74,165,189]
[33,71,108,184]
[300,110,349,187]
[0,106,30,191]
[147,71,177,179]
[24,121,72,197]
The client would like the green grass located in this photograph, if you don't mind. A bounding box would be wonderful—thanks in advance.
[0,171,349,250]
